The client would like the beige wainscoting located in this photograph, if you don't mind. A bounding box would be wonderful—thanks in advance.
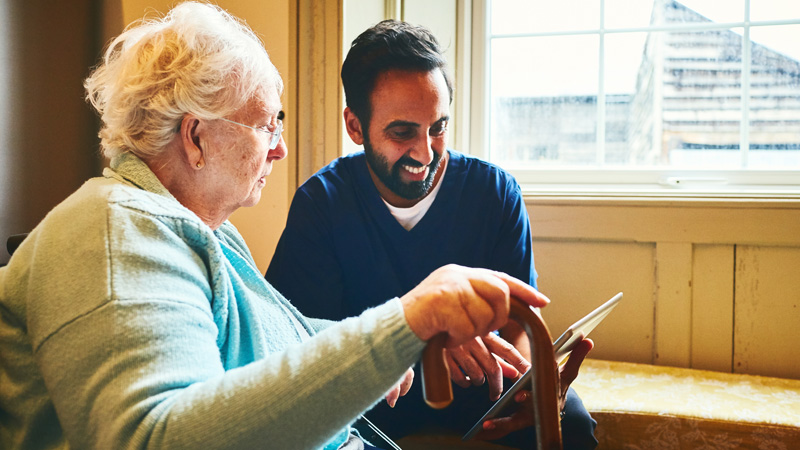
[527,196,800,380]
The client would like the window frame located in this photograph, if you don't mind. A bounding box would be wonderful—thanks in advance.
[467,0,800,199]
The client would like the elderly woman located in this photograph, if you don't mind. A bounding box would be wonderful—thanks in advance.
[0,3,559,450]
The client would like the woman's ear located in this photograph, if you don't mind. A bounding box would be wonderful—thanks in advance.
[343,107,364,146]
[178,115,205,169]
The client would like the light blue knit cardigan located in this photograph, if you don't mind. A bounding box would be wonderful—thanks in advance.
[0,152,424,449]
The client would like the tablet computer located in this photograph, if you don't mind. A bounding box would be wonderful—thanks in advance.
[462,292,623,441]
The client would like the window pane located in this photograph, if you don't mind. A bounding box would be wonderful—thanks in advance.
[605,0,745,29]
[604,0,656,29]
[486,0,800,179]
[491,36,598,97]
[491,35,599,166]
[676,0,744,24]
[661,28,744,169]
[748,24,800,169]
[751,0,800,22]
[491,0,599,35]
[604,33,647,165]
[604,28,745,169]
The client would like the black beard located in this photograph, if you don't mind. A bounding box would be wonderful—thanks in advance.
[363,139,442,201]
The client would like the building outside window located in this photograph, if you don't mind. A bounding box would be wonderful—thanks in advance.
[482,0,800,193]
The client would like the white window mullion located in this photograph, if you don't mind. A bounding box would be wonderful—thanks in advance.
[597,0,606,165]
[470,0,490,160]
[453,0,473,155]
[740,0,751,168]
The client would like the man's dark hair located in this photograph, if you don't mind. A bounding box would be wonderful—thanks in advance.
[341,19,454,128]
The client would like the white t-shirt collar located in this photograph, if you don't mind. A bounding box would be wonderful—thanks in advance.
[382,159,448,231]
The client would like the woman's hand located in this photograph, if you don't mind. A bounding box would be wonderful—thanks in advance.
[400,264,549,347]
[384,367,414,407]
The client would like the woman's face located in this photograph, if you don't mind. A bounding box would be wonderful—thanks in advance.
[204,88,287,213]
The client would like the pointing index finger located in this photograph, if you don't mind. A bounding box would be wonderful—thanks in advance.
[491,271,550,309]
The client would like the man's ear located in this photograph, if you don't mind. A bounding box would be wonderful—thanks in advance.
[343,107,364,146]
[178,115,205,169]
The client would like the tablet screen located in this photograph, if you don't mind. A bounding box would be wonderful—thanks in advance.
[462,292,623,441]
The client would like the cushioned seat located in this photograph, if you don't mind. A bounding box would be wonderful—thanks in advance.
[571,359,800,449]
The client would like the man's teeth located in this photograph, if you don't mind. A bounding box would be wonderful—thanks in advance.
[404,165,426,174]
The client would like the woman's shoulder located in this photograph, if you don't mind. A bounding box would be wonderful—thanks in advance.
[40,174,212,255]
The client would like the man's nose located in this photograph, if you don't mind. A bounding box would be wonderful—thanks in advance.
[407,134,435,166]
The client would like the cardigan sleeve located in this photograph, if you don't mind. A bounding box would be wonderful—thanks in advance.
[23,186,425,450]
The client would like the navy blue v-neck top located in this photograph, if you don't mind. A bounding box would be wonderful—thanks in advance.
[267,150,537,321]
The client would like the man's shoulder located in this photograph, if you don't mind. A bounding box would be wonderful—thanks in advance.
[297,152,366,198]
[448,150,520,189]
[301,152,366,187]
[292,152,374,213]
[315,152,365,178]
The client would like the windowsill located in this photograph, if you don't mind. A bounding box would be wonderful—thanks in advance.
[521,184,800,246]
[521,184,800,208]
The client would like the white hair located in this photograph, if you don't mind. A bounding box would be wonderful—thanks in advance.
[84,1,282,159]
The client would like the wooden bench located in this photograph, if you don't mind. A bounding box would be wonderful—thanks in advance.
[399,359,800,449]
[572,359,800,449]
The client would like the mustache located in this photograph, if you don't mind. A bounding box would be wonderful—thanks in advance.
[396,156,426,168]
[396,152,441,169]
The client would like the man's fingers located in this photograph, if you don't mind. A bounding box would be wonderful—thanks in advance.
[445,352,471,388]
[450,347,485,385]
[448,336,513,399]
[560,338,594,388]
[473,389,535,441]
[483,332,531,374]
[557,338,593,409]
[463,337,503,400]
[474,407,532,440]
[496,356,521,380]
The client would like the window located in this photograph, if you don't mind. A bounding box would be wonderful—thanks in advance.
[474,0,800,194]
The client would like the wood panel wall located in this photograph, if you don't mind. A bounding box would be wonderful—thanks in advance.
[528,197,800,379]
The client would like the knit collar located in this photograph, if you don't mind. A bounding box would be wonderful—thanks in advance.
[105,152,176,201]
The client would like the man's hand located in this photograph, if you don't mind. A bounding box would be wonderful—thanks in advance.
[473,338,594,441]
[445,333,530,401]
[400,264,549,347]
[385,367,414,408]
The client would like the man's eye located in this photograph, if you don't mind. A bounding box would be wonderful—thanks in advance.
[431,122,448,136]
[388,128,415,140]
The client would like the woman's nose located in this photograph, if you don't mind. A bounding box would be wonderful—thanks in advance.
[270,135,288,161]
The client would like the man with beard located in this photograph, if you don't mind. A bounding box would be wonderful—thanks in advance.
[266,20,597,449]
